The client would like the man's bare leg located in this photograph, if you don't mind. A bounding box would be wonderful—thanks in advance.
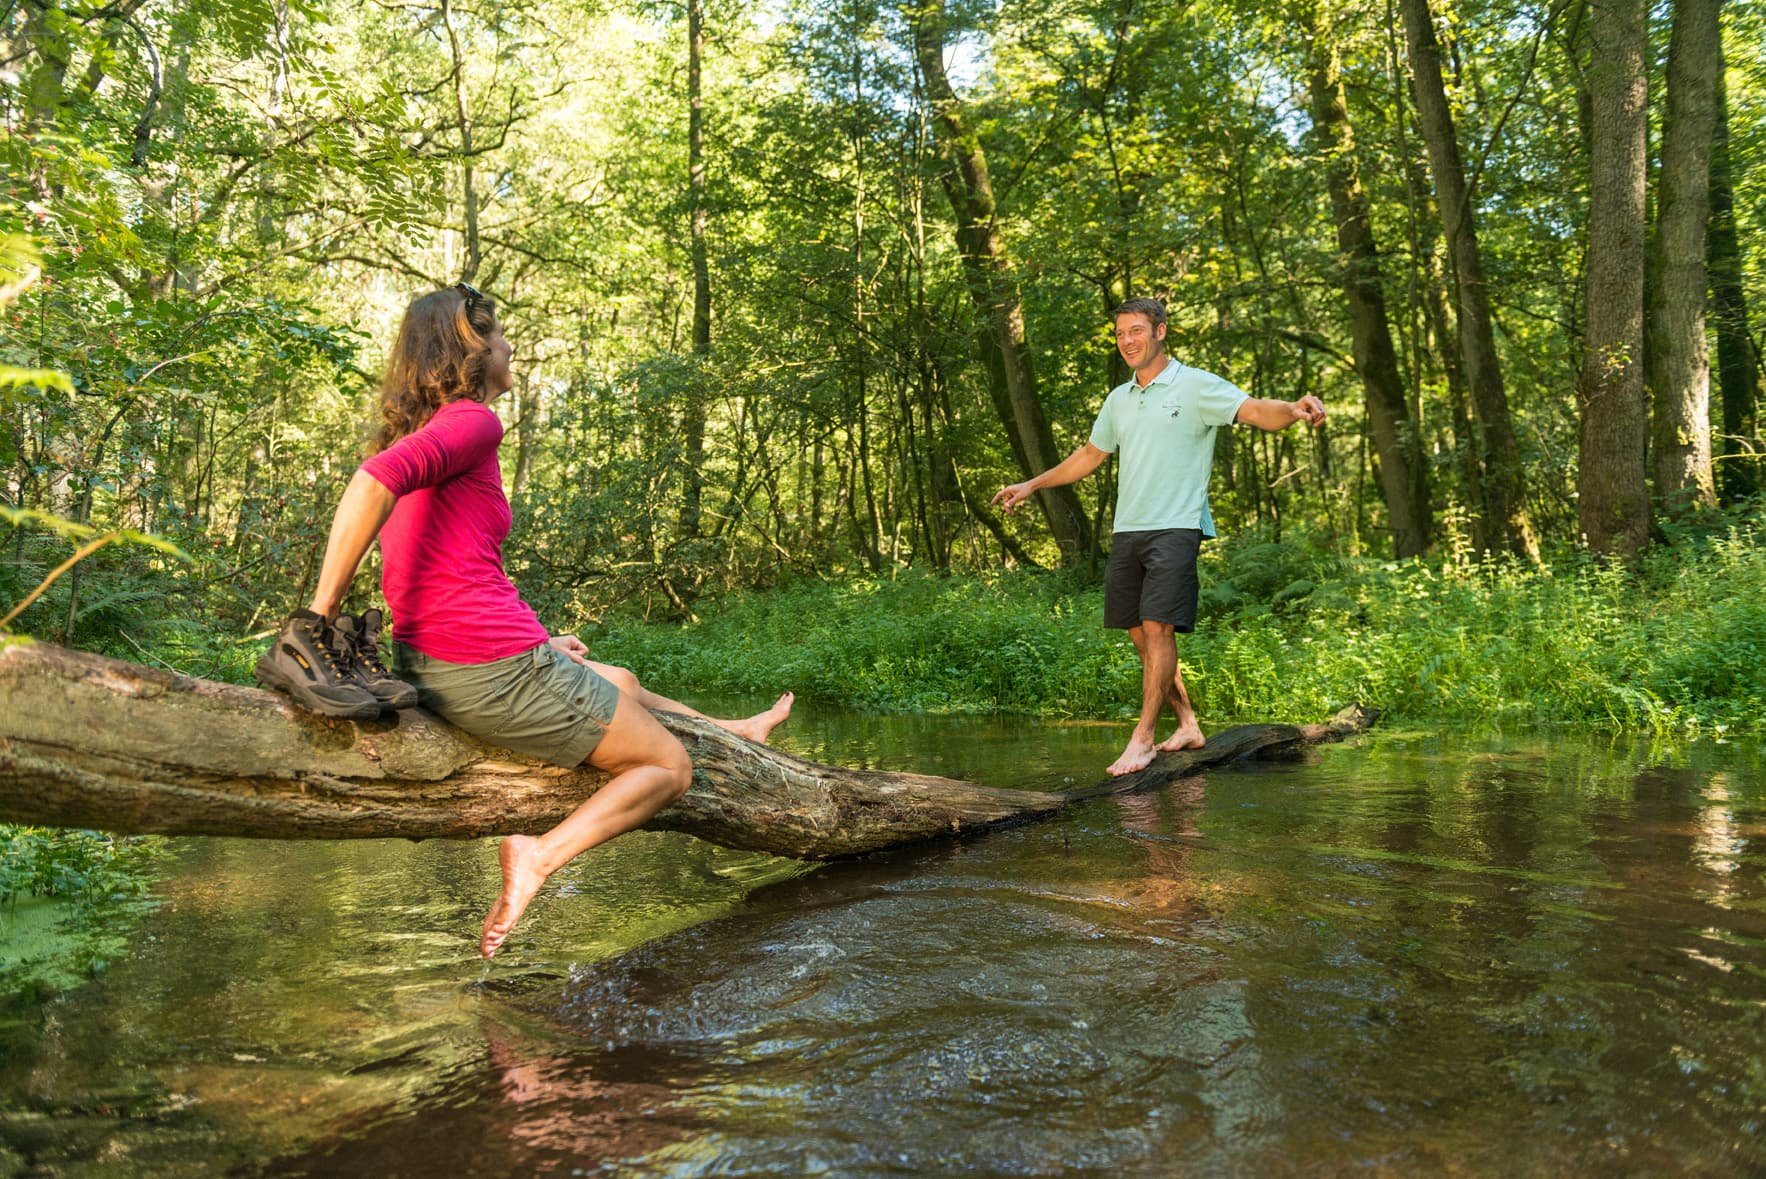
[1151,638,1207,751]
[482,692,691,958]
[1108,623,1168,776]
[586,661,792,745]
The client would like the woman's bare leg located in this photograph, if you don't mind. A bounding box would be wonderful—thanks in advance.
[586,661,792,745]
[480,691,691,958]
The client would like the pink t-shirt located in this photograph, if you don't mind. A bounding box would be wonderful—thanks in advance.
[359,399,549,664]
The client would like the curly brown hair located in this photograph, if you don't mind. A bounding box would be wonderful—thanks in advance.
[367,287,500,454]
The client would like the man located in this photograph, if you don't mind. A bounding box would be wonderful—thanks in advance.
[993,298,1325,776]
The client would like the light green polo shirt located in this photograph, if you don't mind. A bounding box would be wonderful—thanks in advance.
[1089,359,1249,537]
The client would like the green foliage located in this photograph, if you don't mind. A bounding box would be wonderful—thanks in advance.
[1,0,1763,640]
[0,826,170,997]
[0,827,165,908]
[593,510,1766,732]
[599,567,1139,715]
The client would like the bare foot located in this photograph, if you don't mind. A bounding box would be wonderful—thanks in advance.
[1107,736,1159,777]
[481,835,553,959]
[1157,722,1206,752]
[729,691,794,745]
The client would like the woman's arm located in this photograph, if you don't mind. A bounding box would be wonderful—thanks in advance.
[307,469,398,618]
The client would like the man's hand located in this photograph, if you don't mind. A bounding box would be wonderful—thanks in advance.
[1237,395,1327,432]
[992,480,1037,514]
[548,633,590,665]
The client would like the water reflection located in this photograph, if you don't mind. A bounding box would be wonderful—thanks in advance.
[260,1018,700,1176]
[0,723,1762,1176]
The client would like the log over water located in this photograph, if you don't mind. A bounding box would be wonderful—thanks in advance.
[0,641,1375,860]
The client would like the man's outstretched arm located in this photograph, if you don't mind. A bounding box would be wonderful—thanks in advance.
[993,442,1110,514]
[1234,394,1327,432]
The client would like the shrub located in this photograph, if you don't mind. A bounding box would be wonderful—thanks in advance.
[590,509,1765,732]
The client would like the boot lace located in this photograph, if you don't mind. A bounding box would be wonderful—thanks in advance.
[355,635,391,677]
[304,617,351,678]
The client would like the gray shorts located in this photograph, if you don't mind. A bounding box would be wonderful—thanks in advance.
[392,641,620,767]
[1104,528,1203,632]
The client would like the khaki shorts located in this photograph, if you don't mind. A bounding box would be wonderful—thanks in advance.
[393,641,620,767]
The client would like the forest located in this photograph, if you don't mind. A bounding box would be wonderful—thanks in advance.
[4,7,1766,1157]
[1,0,1762,704]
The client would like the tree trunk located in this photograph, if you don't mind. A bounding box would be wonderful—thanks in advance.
[1384,7,1483,535]
[511,372,539,499]
[1306,12,1431,557]
[1577,0,1650,556]
[0,643,1373,859]
[1648,0,1721,518]
[20,0,72,142]
[1708,61,1761,502]
[680,0,710,539]
[1398,0,1537,559]
[441,0,481,283]
[912,0,1092,566]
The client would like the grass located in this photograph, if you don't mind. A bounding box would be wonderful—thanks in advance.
[590,511,1766,734]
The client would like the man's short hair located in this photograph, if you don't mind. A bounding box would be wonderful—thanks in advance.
[1111,297,1166,329]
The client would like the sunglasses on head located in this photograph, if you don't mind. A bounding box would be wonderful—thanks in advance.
[455,281,485,314]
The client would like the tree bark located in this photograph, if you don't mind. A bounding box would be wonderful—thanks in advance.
[1708,59,1761,502]
[1305,10,1431,557]
[1398,0,1537,559]
[0,642,1373,860]
[912,0,1093,566]
[1577,0,1650,556]
[1648,0,1720,518]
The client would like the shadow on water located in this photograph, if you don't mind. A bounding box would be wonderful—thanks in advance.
[3,714,1765,1176]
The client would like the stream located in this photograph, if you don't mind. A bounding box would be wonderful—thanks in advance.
[2,710,1762,1176]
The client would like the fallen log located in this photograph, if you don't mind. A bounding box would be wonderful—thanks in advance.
[0,640,1375,860]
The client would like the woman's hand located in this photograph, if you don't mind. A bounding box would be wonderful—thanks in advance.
[548,634,590,665]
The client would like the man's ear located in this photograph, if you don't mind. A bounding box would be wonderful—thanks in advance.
[1154,322,1167,343]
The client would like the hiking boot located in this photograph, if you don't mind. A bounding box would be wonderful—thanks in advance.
[254,608,383,720]
[334,608,419,711]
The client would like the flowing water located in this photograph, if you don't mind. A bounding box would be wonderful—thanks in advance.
[2,710,1763,1176]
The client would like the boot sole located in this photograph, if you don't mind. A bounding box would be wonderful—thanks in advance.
[363,683,419,710]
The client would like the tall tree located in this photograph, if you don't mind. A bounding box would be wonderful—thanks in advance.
[1398,0,1537,558]
[440,0,482,282]
[1708,50,1761,502]
[1304,1,1431,557]
[680,0,711,538]
[1577,0,1649,555]
[1648,0,1721,518]
[911,0,1093,565]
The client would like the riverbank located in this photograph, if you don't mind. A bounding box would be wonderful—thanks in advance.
[593,512,1765,733]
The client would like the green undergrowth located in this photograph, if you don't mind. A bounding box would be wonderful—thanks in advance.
[0,827,171,999]
[592,511,1766,733]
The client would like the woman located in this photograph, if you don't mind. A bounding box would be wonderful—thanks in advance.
[262,283,791,958]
